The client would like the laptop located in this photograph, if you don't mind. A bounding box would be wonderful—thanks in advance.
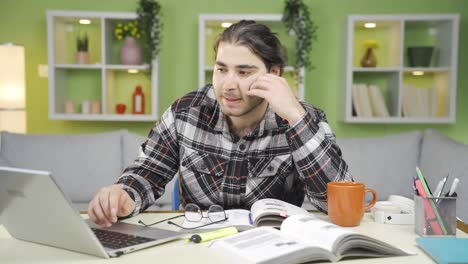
[0,166,184,258]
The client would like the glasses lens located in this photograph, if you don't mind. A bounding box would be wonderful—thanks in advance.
[208,205,225,222]
[185,203,202,222]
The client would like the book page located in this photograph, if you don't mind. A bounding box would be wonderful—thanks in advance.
[280,215,355,253]
[209,227,332,264]
[250,198,309,227]
[181,209,253,230]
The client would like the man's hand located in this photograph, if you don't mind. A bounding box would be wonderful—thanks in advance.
[88,184,135,227]
[247,73,305,125]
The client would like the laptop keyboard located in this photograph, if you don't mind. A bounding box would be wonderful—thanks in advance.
[91,228,155,249]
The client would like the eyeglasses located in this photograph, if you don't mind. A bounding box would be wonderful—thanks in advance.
[138,203,228,230]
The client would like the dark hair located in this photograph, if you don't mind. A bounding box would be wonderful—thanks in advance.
[213,20,286,75]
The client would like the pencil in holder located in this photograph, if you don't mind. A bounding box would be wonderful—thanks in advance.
[414,195,456,236]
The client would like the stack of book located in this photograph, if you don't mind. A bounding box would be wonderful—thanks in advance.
[352,83,390,118]
[402,84,448,118]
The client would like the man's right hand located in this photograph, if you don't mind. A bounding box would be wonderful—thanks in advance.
[88,184,135,227]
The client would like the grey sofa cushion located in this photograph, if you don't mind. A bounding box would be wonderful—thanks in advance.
[419,129,468,223]
[122,130,147,169]
[0,156,10,166]
[0,131,123,203]
[122,130,177,208]
[337,131,422,202]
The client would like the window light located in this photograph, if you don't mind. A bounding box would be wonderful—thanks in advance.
[0,43,26,133]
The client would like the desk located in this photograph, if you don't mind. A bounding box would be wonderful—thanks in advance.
[0,212,466,264]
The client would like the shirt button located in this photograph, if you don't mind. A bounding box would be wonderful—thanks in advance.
[239,144,246,151]
[267,165,274,172]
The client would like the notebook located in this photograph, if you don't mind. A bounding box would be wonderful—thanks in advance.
[0,166,184,258]
[416,237,468,264]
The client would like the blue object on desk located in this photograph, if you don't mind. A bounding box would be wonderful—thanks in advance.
[172,177,180,210]
[416,237,468,264]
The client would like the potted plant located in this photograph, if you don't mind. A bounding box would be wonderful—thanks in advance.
[282,0,318,89]
[114,20,143,65]
[137,0,163,65]
[76,32,90,64]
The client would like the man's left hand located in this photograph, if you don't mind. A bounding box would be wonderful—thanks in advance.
[247,73,305,125]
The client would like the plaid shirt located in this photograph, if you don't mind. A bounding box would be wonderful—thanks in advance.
[118,84,352,215]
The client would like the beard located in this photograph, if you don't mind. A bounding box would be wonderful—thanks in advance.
[218,92,265,118]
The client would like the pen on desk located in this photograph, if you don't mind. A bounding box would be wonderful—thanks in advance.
[448,178,459,197]
[248,212,254,225]
[187,227,238,243]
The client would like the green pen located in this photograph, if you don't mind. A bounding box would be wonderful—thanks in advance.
[186,227,238,243]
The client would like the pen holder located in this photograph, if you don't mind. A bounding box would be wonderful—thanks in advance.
[414,195,456,236]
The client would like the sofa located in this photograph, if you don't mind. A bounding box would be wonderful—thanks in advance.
[0,129,466,223]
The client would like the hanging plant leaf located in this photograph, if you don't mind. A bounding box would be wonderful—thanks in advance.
[137,0,163,64]
[282,0,318,70]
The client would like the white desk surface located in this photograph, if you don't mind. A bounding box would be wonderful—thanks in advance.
[0,212,466,264]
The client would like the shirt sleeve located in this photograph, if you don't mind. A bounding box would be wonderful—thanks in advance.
[116,108,180,216]
[285,105,353,213]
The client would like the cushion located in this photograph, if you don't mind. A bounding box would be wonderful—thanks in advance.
[0,131,123,203]
[122,130,147,169]
[336,131,423,202]
[122,130,177,207]
[0,156,11,166]
[419,129,468,223]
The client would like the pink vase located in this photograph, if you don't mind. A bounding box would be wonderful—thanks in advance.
[120,36,142,65]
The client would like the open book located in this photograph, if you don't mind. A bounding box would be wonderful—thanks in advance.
[181,198,309,231]
[209,214,413,263]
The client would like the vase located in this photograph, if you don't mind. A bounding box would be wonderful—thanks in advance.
[360,47,377,67]
[75,51,90,64]
[120,36,142,65]
[407,46,434,67]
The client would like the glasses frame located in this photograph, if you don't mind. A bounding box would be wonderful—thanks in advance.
[138,203,228,230]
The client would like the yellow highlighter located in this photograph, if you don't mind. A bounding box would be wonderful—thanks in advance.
[187,227,238,243]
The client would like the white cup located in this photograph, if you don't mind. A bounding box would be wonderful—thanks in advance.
[81,100,91,114]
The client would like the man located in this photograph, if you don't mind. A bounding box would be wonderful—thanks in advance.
[89,20,352,227]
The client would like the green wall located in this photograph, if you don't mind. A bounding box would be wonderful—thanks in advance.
[1,0,467,143]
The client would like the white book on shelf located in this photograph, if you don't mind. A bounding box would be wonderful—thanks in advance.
[368,84,390,117]
[415,87,432,117]
[352,84,362,117]
[353,83,373,117]
[402,84,411,117]
[402,84,432,118]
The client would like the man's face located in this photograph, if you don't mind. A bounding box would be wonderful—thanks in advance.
[212,42,268,118]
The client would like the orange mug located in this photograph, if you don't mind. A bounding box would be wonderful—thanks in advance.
[327,182,377,227]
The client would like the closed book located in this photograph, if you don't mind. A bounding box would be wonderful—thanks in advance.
[368,84,390,117]
[416,237,468,264]
[353,83,372,117]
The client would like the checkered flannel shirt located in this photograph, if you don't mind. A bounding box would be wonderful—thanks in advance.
[118,84,352,216]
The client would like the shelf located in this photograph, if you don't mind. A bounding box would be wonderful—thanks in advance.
[47,10,158,121]
[49,113,157,121]
[402,67,450,72]
[345,116,454,124]
[55,64,102,69]
[105,64,150,70]
[344,14,459,124]
[353,67,399,72]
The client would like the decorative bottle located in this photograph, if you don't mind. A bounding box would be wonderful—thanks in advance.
[132,85,145,114]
